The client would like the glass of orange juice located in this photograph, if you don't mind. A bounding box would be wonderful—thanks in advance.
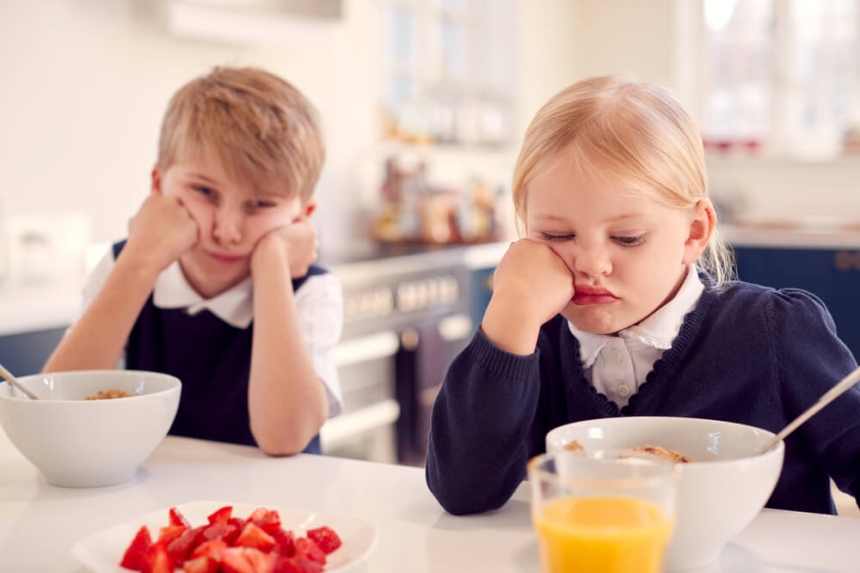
[527,450,677,573]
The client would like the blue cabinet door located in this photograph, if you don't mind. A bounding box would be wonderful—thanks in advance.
[732,246,860,361]
[0,327,66,376]
[468,267,495,331]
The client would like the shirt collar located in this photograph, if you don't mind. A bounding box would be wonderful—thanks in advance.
[153,261,254,329]
[568,265,704,366]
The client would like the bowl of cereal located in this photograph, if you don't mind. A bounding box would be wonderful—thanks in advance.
[0,370,181,488]
[545,416,784,571]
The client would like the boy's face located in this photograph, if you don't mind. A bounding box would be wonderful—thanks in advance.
[524,147,711,335]
[154,154,308,298]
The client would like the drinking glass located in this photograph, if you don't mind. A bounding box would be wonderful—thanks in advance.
[527,450,678,573]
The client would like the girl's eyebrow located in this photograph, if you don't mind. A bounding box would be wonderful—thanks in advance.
[532,213,644,223]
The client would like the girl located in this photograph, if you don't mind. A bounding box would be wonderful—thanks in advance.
[426,76,860,516]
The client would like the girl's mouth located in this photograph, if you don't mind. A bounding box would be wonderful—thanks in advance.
[572,285,618,306]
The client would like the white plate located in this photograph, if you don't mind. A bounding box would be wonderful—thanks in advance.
[72,500,378,572]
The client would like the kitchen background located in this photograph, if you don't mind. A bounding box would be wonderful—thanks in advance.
[2,0,860,510]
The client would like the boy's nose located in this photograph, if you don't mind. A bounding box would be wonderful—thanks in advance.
[213,211,243,245]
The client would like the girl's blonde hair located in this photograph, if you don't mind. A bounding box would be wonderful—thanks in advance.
[512,76,734,286]
[158,66,325,201]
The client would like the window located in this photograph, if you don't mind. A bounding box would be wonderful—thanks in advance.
[700,0,859,159]
[379,0,517,147]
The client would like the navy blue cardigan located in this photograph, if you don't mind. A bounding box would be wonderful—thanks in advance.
[426,281,860,515]
[114,241,326,453]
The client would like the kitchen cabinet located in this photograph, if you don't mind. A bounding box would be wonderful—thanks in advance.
[0,327,65,376]
[468,266,494,330]
[732,246,860,360]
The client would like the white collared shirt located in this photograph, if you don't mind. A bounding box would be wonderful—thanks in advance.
[567,265,704,408]
[79,248,344,417]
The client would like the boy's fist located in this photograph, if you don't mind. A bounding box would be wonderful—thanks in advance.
[251,217,319,279]
[125,191,199,274]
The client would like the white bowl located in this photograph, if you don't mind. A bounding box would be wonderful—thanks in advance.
[0,370,181,488]
[545,416,784,571]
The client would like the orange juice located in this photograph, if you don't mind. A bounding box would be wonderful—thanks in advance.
[533,496,673,573]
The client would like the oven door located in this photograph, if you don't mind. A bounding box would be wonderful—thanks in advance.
[320,330,401,463]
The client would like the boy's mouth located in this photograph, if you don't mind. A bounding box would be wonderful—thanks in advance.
[207,251,247,263]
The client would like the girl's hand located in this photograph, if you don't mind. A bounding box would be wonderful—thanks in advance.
[124,191,199,275]
[481,238,574,354]
[251,217,319,279]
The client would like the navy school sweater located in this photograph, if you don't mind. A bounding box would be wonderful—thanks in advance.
[426,280,860,515]
[113,240,325,453]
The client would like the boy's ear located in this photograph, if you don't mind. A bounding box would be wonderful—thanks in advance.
[682,199,716,264]
[150,165,163,194]
[301,199,317,218]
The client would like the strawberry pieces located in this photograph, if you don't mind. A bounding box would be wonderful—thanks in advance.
[306,526,342,555]
[120,525,153,570]
[118,506,342,573]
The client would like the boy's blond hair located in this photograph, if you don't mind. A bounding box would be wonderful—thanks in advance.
[512,76,734,286]
[158,66,324,202]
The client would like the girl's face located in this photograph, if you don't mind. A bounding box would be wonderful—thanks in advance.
[524,147,711,335]
[154,154,309,298]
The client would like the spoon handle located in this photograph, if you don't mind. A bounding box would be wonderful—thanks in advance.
[760,364,860,454]
[0,364,38,400]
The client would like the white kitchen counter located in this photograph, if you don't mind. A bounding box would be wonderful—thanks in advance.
[0,279,82,337]
[1,430,858,572]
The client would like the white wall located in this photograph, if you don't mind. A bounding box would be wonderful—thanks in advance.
[0,0,379,254]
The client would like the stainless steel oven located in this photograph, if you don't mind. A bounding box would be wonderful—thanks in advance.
[319,247,473,465]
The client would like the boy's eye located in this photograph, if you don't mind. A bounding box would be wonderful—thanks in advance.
[614,235,644,247]
[251,200,276,209]
[192,185,215,197]
[540,233,575,242]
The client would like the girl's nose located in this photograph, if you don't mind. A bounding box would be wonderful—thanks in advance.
[573,246,611,278]
[213,209,242,245]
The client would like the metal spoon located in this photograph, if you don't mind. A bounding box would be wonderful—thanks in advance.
[759,364,860,454]
[0,363,38,400]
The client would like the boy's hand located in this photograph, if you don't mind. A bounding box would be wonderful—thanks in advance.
[124,191,199,275]
[251,217,319,279]
[481,238,574,355]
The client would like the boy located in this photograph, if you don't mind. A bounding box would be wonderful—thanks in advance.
[43,66,343,456]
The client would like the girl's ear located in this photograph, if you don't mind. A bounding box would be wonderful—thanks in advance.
[151,165,163,194]
[683,199,716,264]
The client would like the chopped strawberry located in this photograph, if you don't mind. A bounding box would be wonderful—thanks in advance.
[272,556,323,573]
[167,525,206,565]
[234,522,276,552]
[207,505,233,525]
[247,507,282,535]
[294,537,326,565]
[170,507,192,528]
[306,526,342,555]
[271,529,296,557]
[139,542,175,573]
[182,556,220,573]
[157,524,187,547]
[221,547,275,573]
[120,525,152,571]
[202,521,240,545]
[191,538,229,561]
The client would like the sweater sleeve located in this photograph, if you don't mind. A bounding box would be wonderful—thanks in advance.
[768,288,860,505]
[425,327,542,515]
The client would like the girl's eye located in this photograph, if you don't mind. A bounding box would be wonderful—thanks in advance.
[614,235,644,247]
[252,201,276,209]
[192,185,215,198]
[540,233,575,242]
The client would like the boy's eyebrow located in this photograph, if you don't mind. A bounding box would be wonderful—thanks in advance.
[186,173,221,185]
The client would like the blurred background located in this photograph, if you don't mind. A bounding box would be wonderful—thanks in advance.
[1,1,860,512]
